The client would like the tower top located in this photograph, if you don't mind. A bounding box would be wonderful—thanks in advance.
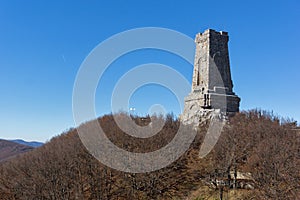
[197,29,228,37]
[192,29,233,93]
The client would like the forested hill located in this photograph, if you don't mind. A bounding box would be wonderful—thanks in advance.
[0,110,299,199]
[0,139,33,162]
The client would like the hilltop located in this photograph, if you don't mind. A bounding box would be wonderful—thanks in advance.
[0,110,299,199]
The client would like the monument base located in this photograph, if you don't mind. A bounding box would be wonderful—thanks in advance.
[181,89,240,125]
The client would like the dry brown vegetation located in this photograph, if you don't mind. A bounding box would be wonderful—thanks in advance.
[208,110,300,199]
[0,110,299,199]
[0,140,33,163]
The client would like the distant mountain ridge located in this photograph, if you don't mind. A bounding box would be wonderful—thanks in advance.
[0,139,34,162]
[9,139,43,148]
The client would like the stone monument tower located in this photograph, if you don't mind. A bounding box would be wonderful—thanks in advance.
[181,29,240,124]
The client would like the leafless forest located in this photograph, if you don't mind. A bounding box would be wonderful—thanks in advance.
[0,110,299,199]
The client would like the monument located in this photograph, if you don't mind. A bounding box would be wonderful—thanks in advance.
[181,29,240,124]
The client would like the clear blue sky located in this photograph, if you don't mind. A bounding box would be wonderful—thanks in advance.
[0,0,299,142]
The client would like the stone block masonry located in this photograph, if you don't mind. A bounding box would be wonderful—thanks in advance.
[181,29,240,124]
